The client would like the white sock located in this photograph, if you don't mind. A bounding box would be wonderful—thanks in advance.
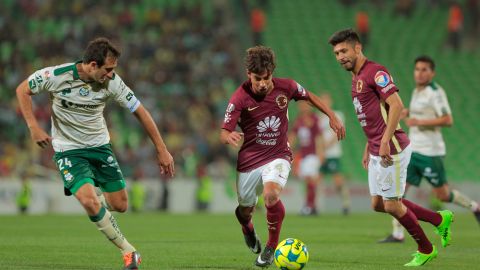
[95,187,112,211]
[451,189,478,212]
[91,207,136,255]
[392,218,404,239]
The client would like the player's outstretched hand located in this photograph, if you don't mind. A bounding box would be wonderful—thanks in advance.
[329,116,346,141]
[30,126,52,148]
[227,131,244,147]
[157,149,175,177]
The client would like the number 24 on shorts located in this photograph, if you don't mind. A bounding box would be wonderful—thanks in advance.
[57,158,72,170]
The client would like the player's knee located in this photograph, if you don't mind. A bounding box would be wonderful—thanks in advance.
[437,193,450,202]
[238,206,254,220]
[263,191,279,207]
[109,200,128,213]
[78,196,101,213]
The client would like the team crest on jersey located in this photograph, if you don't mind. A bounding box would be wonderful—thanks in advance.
[374,71,390,87]
[356,80,363,93]
[79,87,90,96]
[276,94,288,109]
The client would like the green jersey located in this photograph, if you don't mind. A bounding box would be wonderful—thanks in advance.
[27,61,140,152]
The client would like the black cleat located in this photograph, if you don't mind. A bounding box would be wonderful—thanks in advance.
[255,246,274,267]
[474,210,480,225]
[244,229,262,254]
[377,234,404,243]
[342,207,350,216]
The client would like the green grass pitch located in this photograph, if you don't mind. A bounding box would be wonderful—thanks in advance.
[0,212,478,269]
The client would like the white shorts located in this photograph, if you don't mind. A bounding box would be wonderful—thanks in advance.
[236,158,291,207]
[299,154,320,178]
[368,144,412,199]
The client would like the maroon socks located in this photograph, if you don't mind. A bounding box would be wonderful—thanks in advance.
[235,206,254,235]
[402,199,442,226]
[266,200,286,249]
[397,208,433,254]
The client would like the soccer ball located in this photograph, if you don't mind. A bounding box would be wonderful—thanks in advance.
[274,238,309,270]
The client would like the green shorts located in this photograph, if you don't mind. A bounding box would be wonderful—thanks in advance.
[53,144,125,195]
[320,158,341,175]
[406,152,447,188]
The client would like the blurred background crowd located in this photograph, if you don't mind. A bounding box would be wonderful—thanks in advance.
[0,0,479,212]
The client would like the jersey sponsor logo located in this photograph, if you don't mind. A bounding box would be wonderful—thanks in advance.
[356,80,363,93]
[248,106,259,111]
[374,71,390,88]
[61,99,100,109]
[276,94,288,109]
[296,82,307,97]
[353,97,363,114]
[257,116,281,132]
[256,116,281,146]
[79,87,90,96]
[381,83,396,94]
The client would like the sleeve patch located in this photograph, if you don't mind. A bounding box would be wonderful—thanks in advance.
[374,71,390,87]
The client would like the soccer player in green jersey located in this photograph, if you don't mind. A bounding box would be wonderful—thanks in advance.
[16,37,175,270]
[379,55,480,243]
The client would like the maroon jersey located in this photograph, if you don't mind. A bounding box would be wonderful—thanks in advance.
[292,113,321,158]
[351,60,409,155]
[222,78,310,172]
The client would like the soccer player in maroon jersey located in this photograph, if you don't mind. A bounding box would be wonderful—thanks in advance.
[290,101,323,216]
[328,29,454,266]
[220,46,345,267]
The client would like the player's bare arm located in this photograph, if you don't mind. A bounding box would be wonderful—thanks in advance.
[15,79,52,148]
[133,104,175,177]
[405,114,453,128]
[362,142,369,170]
[220,129,243,147]
[307,92,346,140]
[379,92,404,165]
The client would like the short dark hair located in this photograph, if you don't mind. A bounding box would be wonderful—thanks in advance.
[83,37,121,67]
[328,28,361,46]
[245,46,276,74]
[414,55,435,71]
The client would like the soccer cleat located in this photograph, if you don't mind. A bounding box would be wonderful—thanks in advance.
[299,206,318,216]
[435,210,454,247]
[404,245,438,266]
[123,251,141,270]
[342,207,350,216]
[377,234,404,243]
[244,229,262,254]
[255,246,274,267]
[473,210,480,225]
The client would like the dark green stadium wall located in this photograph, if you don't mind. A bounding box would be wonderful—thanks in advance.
[263,0,480,181]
